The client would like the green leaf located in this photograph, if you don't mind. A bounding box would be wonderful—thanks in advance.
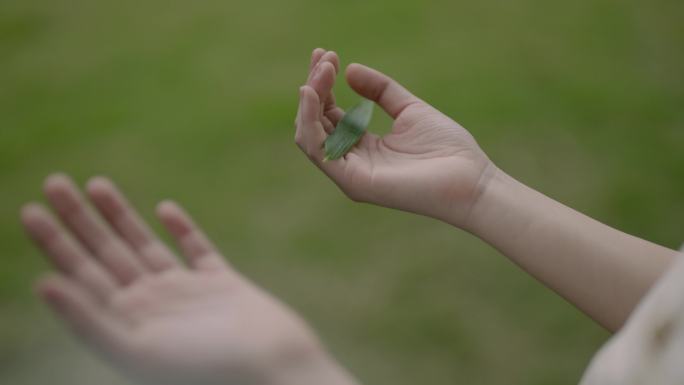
[323,98,374,161]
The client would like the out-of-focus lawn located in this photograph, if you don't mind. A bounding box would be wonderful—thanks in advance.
[1,0,682,384]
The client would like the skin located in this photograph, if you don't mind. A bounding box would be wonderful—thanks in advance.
[295,48,678,332]
[21,47,679,384]
[21,174,358,385]
[295,50,491,225]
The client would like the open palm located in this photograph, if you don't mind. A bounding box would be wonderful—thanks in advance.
[295,49,493,225]
[22,175,329,385]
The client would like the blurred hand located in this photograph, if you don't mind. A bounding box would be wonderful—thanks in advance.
[21,174,355,385]
[295,48,493,226]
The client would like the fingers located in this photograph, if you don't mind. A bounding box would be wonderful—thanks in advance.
[298,50,342,154]
[324,50,340,73]
[296,48,334,128]
[295,86,348,180]
[309,48,326,71]
[308,60,337,108]
[44,174,146,285]
[346,63,422,119]
[305,48,345,127]
[156,200,227,271]
[307,49,340,83]
[296,49,358,181]
[295,86,327,162]
[87,177,180,272]
[36,274,128,357]
[21,204,117,301]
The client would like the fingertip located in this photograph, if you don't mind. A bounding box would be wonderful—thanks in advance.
[318,51,336,63]
[85,176,113,197]
[327,50,340,72]
[156,200,193,237]
[301,85,320,103]
[20,202,43,224]
[345,62,372,85]
[43,174,82,215]
[20,203,55,240]
[87,177,127,217]
[345,63,366,92]
[156,199,178,217]
[43,172,72,195]
[319,60,335,74]
[345,62,364,74]
[310,48,326,70]
[311,61,336,96]
[300,83,315,94]
[156,200,188,228]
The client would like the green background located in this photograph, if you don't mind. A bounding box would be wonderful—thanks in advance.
[1,0,682,384]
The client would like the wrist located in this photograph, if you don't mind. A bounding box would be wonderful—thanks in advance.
[436,161,502,230]
[457,166,526,235]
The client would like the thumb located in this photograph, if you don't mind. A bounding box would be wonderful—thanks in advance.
[345,63,422,119]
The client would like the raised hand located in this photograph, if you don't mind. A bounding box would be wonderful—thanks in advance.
[295,48,494,226]
[21,174,356,385]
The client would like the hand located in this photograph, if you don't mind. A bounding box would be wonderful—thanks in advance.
[21,174,356,385]
[295,48,494,226]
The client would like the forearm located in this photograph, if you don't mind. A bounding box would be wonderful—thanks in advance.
[457,167,677,331]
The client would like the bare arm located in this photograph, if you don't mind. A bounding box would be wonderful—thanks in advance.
[464,167,677,331]
[296,48,677,332]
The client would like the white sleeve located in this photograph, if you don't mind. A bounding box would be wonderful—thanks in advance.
[579,245,684,385]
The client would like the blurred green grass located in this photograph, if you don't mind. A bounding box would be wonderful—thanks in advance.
[1,0,682,384]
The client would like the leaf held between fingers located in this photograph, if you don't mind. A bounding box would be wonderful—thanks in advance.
[323,99,374,161]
